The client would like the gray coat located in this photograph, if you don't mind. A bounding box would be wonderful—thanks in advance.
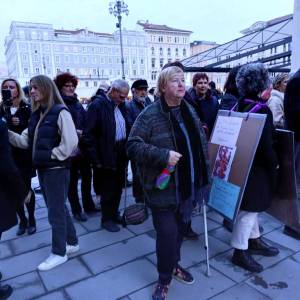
[126,98,211,209]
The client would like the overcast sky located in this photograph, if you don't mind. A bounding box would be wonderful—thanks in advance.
[0,0,294,62]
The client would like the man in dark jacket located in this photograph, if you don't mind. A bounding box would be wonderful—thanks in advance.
[0,118,29,299]
[83,79,130,232]
[126,79,152,203]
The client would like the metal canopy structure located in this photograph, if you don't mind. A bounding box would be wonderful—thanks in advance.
[182,15,293,73]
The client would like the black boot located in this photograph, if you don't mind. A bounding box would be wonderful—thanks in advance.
[0,284,13,300]
[222,219,233,232]
[248,238,279,257]
[283,225,300,240]
[232,249,263,273]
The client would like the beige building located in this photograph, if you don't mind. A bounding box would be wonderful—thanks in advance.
[190,40,218,56]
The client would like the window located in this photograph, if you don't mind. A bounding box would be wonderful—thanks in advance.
[140,58,144,65]
[151,71,157,81]
[22,54,28,61]
[151,47,155,55]
[158,36,163,42]
[35,67,40,74]
[23,68,29,75]
[93,68,97,75]
[160,58,164,67]
[159,48,163,56]
[183,49,186,56]
[151,58,156,68]
[33,54,39,62]
[168,58,172,63]
[167,48,171,56]
[94,81,98,87]
[85,81,89,87]
[140,70,144,76]
[132,59,136,65]
[133,70,137,76]
[175,48,179,56]
[55,56,60,63]
[65,55,69,63]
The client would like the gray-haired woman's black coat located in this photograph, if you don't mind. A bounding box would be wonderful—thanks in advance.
[238,98,278,212]
[0,119,28,233]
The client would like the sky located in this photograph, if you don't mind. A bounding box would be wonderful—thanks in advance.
[0,0,294,63]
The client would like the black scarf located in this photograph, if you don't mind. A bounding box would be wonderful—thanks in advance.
[162,97,207,202]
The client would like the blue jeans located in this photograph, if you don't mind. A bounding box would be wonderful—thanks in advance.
[38,168,78,256]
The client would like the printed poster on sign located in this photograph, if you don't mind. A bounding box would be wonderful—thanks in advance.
[212,145,236,181]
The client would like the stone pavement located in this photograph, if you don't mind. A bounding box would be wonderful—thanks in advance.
[1,184,300,300]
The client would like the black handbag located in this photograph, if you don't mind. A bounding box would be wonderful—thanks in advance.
[121,168,149,227]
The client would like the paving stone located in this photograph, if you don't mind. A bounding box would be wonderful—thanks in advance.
[147,235,231,269]
[39,258,91,291]
[10,229,52,255]
[2,271,45,300]
[80,215,101,231]
[209,227,232,246]
[210,240,293,283]
[35,207,49,220]
[259,213,283,235]
[190,214,222,235]
[35,291,67,300]
[126,217,154,235]
[264,228,300,252]
[0,246,50,279]
[75,228,134,255]
[129,263,235,300]
[247,258,300,299]
[65,259,157,300]
[82,234,155,274]
[0,241,12,259]
[0,225,19,241]
[207,210,224,224]
[210,282,270,300]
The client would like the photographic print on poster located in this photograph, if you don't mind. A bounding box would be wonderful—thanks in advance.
[212,145,236,181]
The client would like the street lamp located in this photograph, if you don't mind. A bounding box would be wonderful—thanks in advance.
[109,0,129,80]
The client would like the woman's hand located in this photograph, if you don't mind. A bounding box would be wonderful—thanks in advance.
[168,150,182,166]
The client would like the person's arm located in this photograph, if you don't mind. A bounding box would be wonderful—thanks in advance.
[51,110,78,160]
[8,128,29,149]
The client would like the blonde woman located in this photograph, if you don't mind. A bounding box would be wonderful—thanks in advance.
[8,75,79,271]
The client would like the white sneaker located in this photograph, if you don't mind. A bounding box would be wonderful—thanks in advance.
[66,244,80,255]
[37,253,68,271]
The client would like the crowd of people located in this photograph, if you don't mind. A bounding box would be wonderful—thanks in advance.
[0,61,299,300]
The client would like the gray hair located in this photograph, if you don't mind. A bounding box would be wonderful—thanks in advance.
[236,63,270,97]
[273,73,288,90]
[110,79,129,91]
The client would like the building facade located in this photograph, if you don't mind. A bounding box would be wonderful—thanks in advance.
[137,21,192,86]
[5,21,148,97]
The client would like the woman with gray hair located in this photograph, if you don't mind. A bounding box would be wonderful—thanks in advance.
[127,66,211,300]
[268,73,288,128]
[231,63,279,273]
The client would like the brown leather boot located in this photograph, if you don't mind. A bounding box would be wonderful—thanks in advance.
[248,238,279,256]
[232,249,263,273]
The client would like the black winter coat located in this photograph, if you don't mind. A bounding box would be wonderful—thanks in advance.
[125,97,152,130]
[0,100,32,172]
[0,119,28,233]
[238,98,278,212]
[284,69,300,141]
[187,88,219,135]
[219,93,238,111]
[82,95,129,169]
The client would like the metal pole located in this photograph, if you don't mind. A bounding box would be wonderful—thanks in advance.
[202,198,211,277]
[118,14,125,79]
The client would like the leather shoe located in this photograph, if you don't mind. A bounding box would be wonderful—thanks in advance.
[283,225,300,240]
[102,220,120,232]
[232,249,263,273]
[16,224,27,236]
[248,238,279,257]
[0,271,2,280]
[74,212,87,222]
[0,284,13,300]
[27,226,37,235]
[85,207,101,214]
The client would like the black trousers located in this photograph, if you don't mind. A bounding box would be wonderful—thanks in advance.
[68,156,95,214]
[131,162,144,203]
[16,169,35,226]
[151,209,186,285]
